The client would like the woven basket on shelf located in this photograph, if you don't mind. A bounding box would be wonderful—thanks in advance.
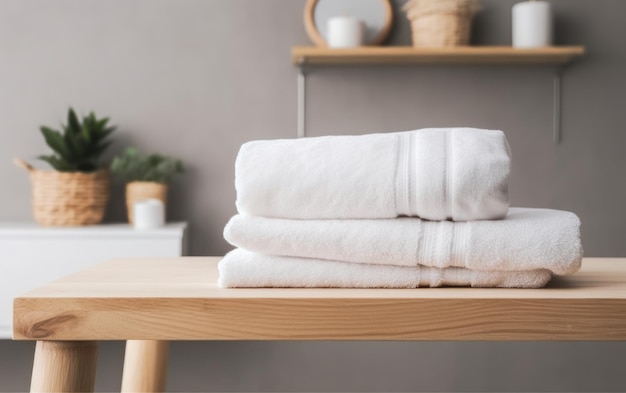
[14,158,110,226]
[403,0,481,47]
[126,181,168,224]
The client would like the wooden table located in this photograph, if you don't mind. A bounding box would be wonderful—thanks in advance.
[13,257,626,392]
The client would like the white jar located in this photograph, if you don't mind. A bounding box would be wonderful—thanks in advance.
[327,16,363,48]
[133,199,165,230]
[512,1,552,48]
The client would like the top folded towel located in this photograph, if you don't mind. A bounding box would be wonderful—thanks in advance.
[235,128,511,221]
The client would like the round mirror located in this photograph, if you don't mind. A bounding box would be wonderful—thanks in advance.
[304,0,393,46]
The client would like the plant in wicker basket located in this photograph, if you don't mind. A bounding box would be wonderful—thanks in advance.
[15,108,116,226]
[111,148,184,223]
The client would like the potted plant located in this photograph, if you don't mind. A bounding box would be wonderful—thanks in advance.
[111,148,184,223]
[14,108,115,226]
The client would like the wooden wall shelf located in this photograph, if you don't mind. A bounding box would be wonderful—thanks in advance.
[292,45,586,142]
[292,46,585,65]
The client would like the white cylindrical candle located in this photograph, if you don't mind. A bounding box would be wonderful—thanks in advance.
[512,1,552,48]
[327,16,363,48]
[133,199,165,230]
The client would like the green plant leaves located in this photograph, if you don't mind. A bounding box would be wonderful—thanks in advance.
[40,126,69,160]
[37,107,115,172]
[67,108,81,135]
[91,140,112,159]
[38,155,74,171]
[111,148,184,183]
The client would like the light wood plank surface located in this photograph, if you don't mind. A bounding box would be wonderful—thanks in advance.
[292,46,585,65]
[13,258,626,341]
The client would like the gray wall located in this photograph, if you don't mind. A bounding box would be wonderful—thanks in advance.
[1,0,626,391]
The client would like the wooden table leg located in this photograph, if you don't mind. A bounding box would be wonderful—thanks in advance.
[30,341,98,393]
[121,340,169,393]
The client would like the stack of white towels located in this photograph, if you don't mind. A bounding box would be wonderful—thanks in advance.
[219,128,583,288]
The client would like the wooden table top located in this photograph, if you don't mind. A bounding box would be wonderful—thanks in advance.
[13,258,626,341]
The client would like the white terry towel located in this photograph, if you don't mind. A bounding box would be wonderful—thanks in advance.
[235,128,510,221]
[224,208,583,276]
[218,249,552,288]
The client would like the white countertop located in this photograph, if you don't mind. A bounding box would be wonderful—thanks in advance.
[0,222,187,238]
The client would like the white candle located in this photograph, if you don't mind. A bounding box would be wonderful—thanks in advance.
[512,1,552,48]
[133,199,165,230]
[327,16,363,48]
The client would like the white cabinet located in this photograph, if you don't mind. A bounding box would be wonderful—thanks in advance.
[0,222,188,338]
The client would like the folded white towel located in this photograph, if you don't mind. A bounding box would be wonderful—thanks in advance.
[218,249,552,288]
[235,128,510,221]
[224,208,583,275]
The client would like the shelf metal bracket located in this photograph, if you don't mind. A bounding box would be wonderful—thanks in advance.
[553,67,563,144]
[297,62,567,143]
[297,64,307,138]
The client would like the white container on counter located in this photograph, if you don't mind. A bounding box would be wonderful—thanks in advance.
[133,199,165,230]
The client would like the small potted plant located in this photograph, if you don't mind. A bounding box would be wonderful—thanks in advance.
[111,148,184,223]
[14,108,115,226]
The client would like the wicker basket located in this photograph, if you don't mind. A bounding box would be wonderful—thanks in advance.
[14,158,110,226]
[126,181,168,224]
[403,0,481,47]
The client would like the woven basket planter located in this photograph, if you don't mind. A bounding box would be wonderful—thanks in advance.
[404,0,481,47]
[14,158,110,226]
[126,181,167,224]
